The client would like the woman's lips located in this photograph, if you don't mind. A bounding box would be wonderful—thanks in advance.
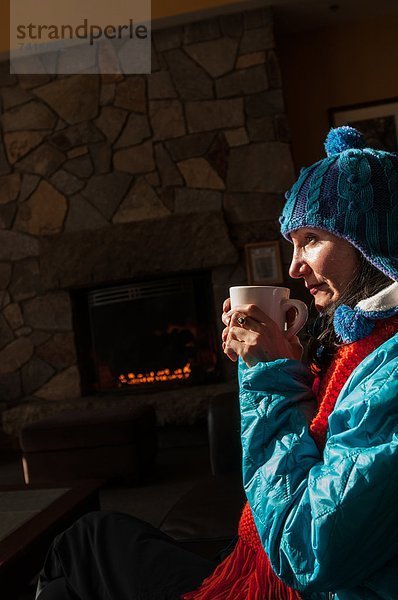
[309,283,327,295]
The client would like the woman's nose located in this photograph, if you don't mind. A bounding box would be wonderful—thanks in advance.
[289,254,311,279]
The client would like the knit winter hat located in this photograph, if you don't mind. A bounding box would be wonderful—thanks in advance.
[280,126,398,283]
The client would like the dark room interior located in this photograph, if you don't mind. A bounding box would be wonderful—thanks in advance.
[1,0,398,597]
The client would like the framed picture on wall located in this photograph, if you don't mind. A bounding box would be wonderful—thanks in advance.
[330,98,398,152]
[244,241,283,285]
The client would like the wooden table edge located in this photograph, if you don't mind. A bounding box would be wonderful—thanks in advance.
[0,479,105,578]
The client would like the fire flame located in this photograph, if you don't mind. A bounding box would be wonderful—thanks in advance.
[118,362,192,386]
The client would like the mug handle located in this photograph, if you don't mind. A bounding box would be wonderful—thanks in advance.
[282,299,308,339]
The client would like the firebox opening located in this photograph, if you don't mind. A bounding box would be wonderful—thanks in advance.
[72,271,223,394]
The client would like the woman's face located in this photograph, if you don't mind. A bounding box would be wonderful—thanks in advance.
[289,228,359,311]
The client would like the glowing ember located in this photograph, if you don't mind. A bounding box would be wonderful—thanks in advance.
[118,362,192,386]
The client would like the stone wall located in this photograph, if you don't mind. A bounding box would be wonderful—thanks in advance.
[0,7,295,430]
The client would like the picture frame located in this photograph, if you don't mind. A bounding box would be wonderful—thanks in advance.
[244,241,283,285]
[329,98,398,152]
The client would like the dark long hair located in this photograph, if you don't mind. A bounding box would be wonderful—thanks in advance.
[306,252,393,373]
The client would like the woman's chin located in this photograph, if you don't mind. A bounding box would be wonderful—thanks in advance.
[314,292,334,311]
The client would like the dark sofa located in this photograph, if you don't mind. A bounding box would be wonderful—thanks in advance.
[159,392,245,559]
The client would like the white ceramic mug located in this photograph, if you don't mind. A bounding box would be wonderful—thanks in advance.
[229,286,308,338]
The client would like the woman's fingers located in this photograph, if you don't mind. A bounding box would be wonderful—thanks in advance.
[222,307,269,364]
[222,313,262,352]
[223,298,231,313]
[225,331,261,367]
[222,300,272,331]
[229,311,262,333]
[227,325,258,346]
[225,303,271,326]
[224,338,239,362]
[221,298,232,326]
[221,313,230,327]
[223,336,238,361]
[221,300,300,365]
[224,322,250,362]
[222,326,230,343]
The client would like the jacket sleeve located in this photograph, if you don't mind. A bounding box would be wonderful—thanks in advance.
[239,345,398,593]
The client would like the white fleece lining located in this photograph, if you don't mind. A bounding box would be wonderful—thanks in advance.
[356,282,398,312]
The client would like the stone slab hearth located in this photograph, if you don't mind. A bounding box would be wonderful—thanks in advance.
[0,6,296,434]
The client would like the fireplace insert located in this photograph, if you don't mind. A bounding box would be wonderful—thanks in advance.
[72,271,223,394]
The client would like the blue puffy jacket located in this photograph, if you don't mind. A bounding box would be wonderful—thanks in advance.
[239,332,398,600]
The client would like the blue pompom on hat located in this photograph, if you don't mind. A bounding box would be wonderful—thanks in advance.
[332,282,398,343]
[333,305,376,343]
[324,125,366,156]
[280,125,398,283]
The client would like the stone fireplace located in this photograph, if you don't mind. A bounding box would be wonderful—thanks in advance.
[74,265,222,395]
[0,6,296,435]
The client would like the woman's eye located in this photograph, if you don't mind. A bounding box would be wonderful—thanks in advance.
[305,234,317,243]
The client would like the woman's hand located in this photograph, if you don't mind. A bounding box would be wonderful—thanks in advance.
[221,298,303,367]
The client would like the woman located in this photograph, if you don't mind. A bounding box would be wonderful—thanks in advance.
[195,125,398,600]
[36,126,398,600]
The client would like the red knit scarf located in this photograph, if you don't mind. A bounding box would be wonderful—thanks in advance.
[182,318,398,600]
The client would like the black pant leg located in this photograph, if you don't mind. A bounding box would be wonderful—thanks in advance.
[37,511,216,600]
[36,578,78,600]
